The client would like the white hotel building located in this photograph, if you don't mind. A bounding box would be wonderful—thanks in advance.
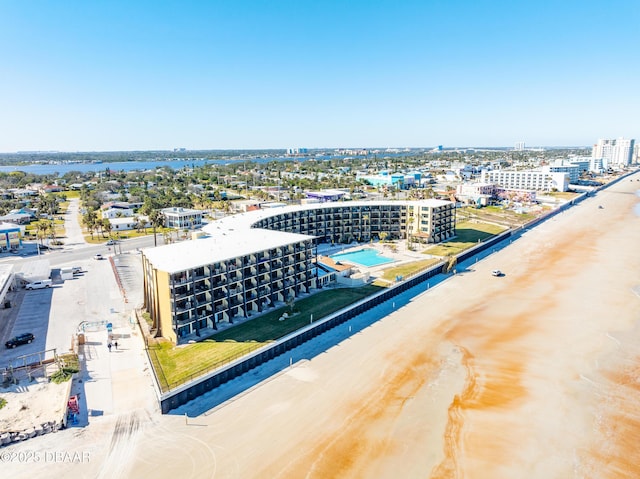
[142,200,455,343]
[480,169,569,192]
[592,138,635,167]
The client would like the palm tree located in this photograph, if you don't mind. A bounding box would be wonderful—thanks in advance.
[148,209,165,247]
[136,217,147,234]
[102,218,112,239]
[40,219,56,246]
[34,220,49,247]
[362,214,369,242]
[82,209,98,239]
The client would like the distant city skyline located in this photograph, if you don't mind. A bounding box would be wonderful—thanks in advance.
[1,1,639,152]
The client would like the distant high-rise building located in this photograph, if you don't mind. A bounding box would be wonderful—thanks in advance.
[286,148,308,156]
[514,141,525,151]
[592,138,635,167]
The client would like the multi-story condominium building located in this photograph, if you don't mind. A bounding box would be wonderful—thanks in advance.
[142,229,316,342]
[592,138,635,167]
[455,182,496,206]
[247,200,454,245]
[566,158,591,174]
[590,157,605,174]
[286,147,308,155]
[142,200,455,343]
[542,163,580,184]
[480,170,569,192]
[161,207,203,230]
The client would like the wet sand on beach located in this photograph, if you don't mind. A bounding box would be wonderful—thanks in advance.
[244,177,640,479]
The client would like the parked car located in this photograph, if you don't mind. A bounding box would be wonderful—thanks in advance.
[25,279,52,290]
[492,270,503,277]
[93,254,104,260]
[5,333,35,348]
[106,239,117,245]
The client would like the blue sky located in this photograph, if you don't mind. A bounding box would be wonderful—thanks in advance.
[1,0,638,152]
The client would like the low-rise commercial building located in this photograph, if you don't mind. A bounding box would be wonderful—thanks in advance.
[0,222,24,251]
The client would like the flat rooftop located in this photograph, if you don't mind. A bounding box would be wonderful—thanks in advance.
[142,229,315,274]
[16,259,50,281]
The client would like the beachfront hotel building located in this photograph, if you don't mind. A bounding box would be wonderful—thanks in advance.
[592,137,635,167]
[480,169,569,192]
[142,200,455,343]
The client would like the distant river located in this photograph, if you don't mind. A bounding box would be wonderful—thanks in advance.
[0,158,264,176]
[0,152,414,176]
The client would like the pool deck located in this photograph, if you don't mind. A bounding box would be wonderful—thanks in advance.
[318,241,438,278]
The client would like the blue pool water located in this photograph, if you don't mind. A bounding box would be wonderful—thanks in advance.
[330,248,394,267]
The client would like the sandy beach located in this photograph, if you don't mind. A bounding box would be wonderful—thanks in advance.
[130,174,640,478]
[3,174,639,479]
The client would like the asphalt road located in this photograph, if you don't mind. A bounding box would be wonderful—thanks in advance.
[0,235,157,270]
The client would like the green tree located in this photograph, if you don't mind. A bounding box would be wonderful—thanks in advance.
[148,210,165,247]
[82,209,98,239]
[102,218,112,239]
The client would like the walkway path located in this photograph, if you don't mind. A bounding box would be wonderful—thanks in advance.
[62,197,88,249]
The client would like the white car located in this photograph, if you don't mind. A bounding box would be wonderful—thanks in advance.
[491,270,502,277]
[25,279,52,290]
[93,254,104,260]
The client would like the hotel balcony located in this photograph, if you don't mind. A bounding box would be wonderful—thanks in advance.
[173,288,193,301]
[195,291,212,303]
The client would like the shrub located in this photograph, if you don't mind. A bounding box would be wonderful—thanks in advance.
[50,367,79,384]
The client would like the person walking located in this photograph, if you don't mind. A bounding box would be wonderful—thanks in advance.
[108,342,112,352]
[114,340,118,350]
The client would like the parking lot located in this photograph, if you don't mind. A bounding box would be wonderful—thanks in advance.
[0,254,138,369]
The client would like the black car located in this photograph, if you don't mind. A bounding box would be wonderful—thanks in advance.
[5,333,35,348]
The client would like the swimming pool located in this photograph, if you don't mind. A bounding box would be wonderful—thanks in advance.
[330,248,394,267]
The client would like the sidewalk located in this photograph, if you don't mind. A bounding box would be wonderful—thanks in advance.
[70,315,158,426]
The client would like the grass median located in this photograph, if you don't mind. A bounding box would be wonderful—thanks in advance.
[150,284,383,392]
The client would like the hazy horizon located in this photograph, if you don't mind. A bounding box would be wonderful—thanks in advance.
[0,145,594,156]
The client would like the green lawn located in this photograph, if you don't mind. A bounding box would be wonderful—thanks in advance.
[151,285,383,391]
[54,190,80,199]
[424,221,507,257]
[210,285,382,342]
[149,340,266,391]
[379,258,441,282]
